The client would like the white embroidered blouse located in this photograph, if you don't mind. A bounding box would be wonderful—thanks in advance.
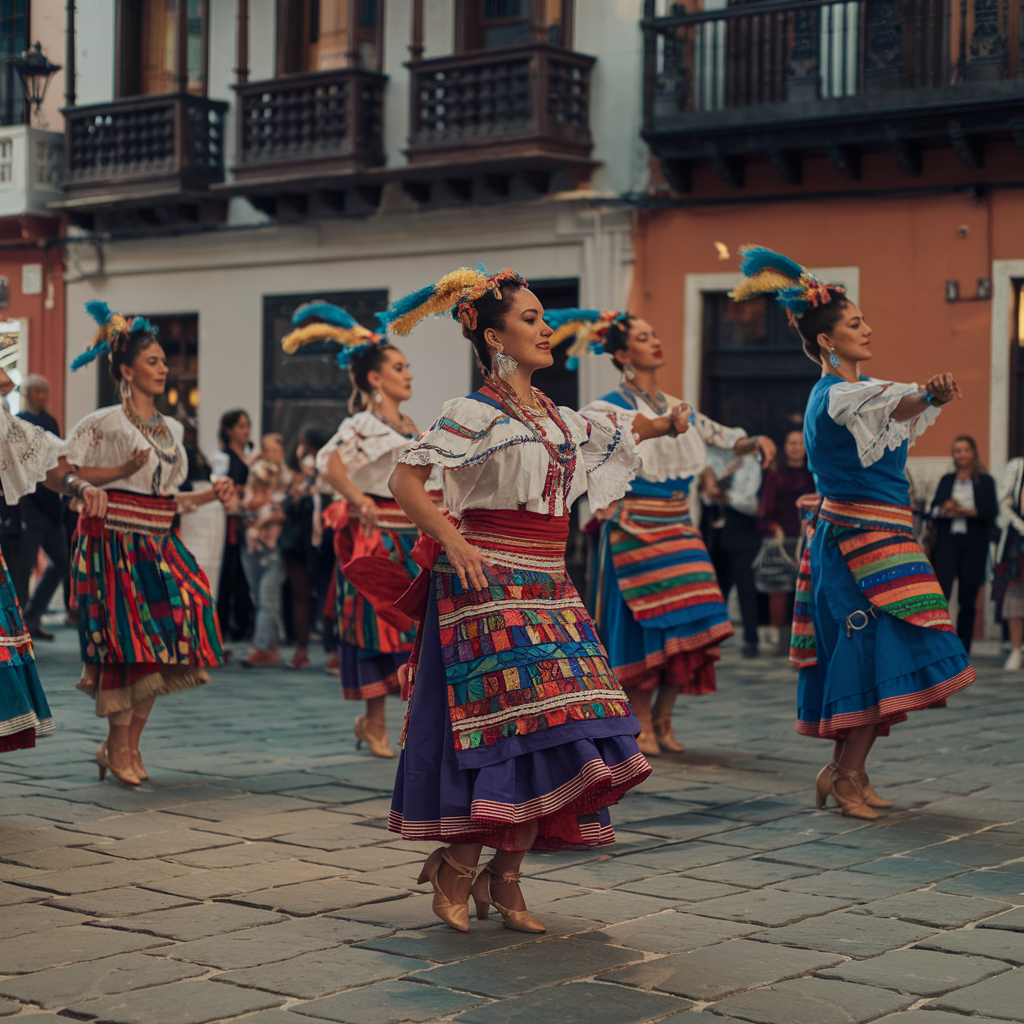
[316,410,442,499]
[0,401,61,504]
[397,396,639,518]
[62,405,187,495]
[582,391,746,485]
[827,378,940,468]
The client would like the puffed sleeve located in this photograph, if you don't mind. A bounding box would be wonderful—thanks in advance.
[567,406,640,511]
[0,402,60,503]
[397,398,510,472]
[62,408,129,470]
[827,378,940,468]
[316,412,408,476]
[694,411,746,451]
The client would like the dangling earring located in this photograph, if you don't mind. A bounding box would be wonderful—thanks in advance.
[493,349,518,379]
[373,389,382,405]
[622,363,636,382]
[828,346,842,369]
[118,377,131,403]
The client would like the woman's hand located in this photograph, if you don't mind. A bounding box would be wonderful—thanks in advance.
[355,497,379,535]
[925,373,961,405]
[116,448,150,480]
[670,403,691,436]
[80,486,108,519]
[212,477,235,505]
[734,435,777,463]
[795,492,821,513]
[0,368,13,396]
[446,535,491,592]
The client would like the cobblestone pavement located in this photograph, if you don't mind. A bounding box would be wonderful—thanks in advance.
[1,627,1023,1023]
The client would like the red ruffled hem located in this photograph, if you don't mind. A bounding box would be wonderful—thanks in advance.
[0,727,36,752]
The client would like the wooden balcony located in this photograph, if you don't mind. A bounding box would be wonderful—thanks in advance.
[59,93,228,223]
[407,42,595,176]
[642,0,1024,190]
[230,68,386,184]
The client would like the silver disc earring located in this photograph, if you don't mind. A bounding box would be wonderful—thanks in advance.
[118,377,131,402]
[374,389,383,404]
[493,350,518,379]
[623,364,636,382]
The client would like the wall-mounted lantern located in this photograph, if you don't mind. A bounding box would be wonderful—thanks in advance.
[15,43,62,123]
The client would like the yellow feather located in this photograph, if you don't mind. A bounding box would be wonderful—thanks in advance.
[549,321,586,348]
[728,269,798,302]
[281,323,374,353]
[389,269,488,335]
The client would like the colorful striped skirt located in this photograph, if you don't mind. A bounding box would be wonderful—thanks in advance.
[593,490,732,692]
[72,491,224,717]
[326,497,419,702]
[0,549,53,752]
[390,508,650,851]
[796,498,974,739]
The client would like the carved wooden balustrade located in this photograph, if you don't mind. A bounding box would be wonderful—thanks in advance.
[63,93,227,205]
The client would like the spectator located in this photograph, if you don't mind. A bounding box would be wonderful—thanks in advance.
[929,435,996,655]
[702,447,763,657]
[16,374,68,640]
[211,409,254,642]
[756,429,816,655]
[239,458,286,667]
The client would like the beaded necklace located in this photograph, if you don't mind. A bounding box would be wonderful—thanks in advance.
[373,409,419,440]
[618,381,668,416]
[481,375,578,515]
[123,397,181,494]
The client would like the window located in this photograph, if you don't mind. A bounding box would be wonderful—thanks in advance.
[457,0,572,51]
[277,0,383,74]
[1010,280,1024,458]
[0,1,28,126]
[117,0,207,97]
[262,288,388,442]
[701,291,818,442]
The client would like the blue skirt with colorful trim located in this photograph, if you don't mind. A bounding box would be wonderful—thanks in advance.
[388,585,651,851]
[0,552,53,752]
[797,523,974,739]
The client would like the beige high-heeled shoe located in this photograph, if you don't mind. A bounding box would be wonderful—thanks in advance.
[829,765,878,820]
[131,748,148,782]
[418,847,477,932]
[472,862,546,934]
[815,761,839,808]
[354,715,395,759]
[859,772,892,808]
[653,716,684,753]
[97,742,140,786]
[636,730,661,757]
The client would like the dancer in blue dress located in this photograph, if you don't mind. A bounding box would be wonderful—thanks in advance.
[731,247,974,819]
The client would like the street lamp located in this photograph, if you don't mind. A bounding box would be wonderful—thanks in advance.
[14,42,61,123]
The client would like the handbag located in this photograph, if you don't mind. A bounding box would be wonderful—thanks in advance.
[752,537,799,593]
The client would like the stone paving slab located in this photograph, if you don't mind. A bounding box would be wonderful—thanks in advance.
[97,901,288,940]
[229,877,406,915]
[932,966,1024,1020]
[752,909,937,957]
[917,927,1024,964]
[214,946,424,998]
[139,860,340,900]
[452,981,689,1024]
[591,910,757,953]
[978,906,1024,931]
[0,951,206,1008]
[678,887,854,926]
[67,978,284,1023]
[851,890,1011,927]
[707,976,914,1024]
[599,937,843,1000]
[47,886,198,917]
[3,901,91,935]
[83,830,241,861]
[817,947,1009,995]
[289,980,489,1023]
[0,925,169,974]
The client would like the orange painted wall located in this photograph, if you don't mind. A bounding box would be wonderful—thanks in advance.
[630,184,1024,464]
[0,242,67,432]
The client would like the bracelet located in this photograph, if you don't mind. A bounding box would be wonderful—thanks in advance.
[923,391,935,406]
[666,416,679,438]
[60,471,88,499]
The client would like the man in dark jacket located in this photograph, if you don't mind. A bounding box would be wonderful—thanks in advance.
[16,374,68,640]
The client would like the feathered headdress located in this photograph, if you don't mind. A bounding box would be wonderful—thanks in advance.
[543,308,628,370]
[71,301,158,371]
[281,300,384,369]
[729,245,843,324]
[378,264,528,336]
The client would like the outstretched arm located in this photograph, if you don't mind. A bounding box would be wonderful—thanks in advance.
[892,373,961,422]
[42,459,108,518]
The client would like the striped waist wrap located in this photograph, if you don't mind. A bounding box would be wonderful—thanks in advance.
[80,491,176,538]
[789,497,953,669]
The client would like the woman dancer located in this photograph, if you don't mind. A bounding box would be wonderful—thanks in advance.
[929,436,996,653]
[732,247,973,818]
[993,455,1024,670]
[283,302,439,758]
[0,368,112,753]
[551,309,773,755]
[383,268,687,935]
[65,303,232,785]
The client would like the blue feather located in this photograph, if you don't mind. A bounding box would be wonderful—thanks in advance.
[85,300,112,325]
[70,340,110,371]
[566,356,580,371]
[292,301,358,329]
[130,316,157,335]
[336,342,372,369]
[737,246,805,281]
[378,283,437,325]
[476,261,488,275]
[543,308,602,329]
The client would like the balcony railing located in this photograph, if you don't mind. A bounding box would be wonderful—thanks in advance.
[232,68,386,181]
[645,0,1022,123]
[62,93,227,205]
[408,42,594,164]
